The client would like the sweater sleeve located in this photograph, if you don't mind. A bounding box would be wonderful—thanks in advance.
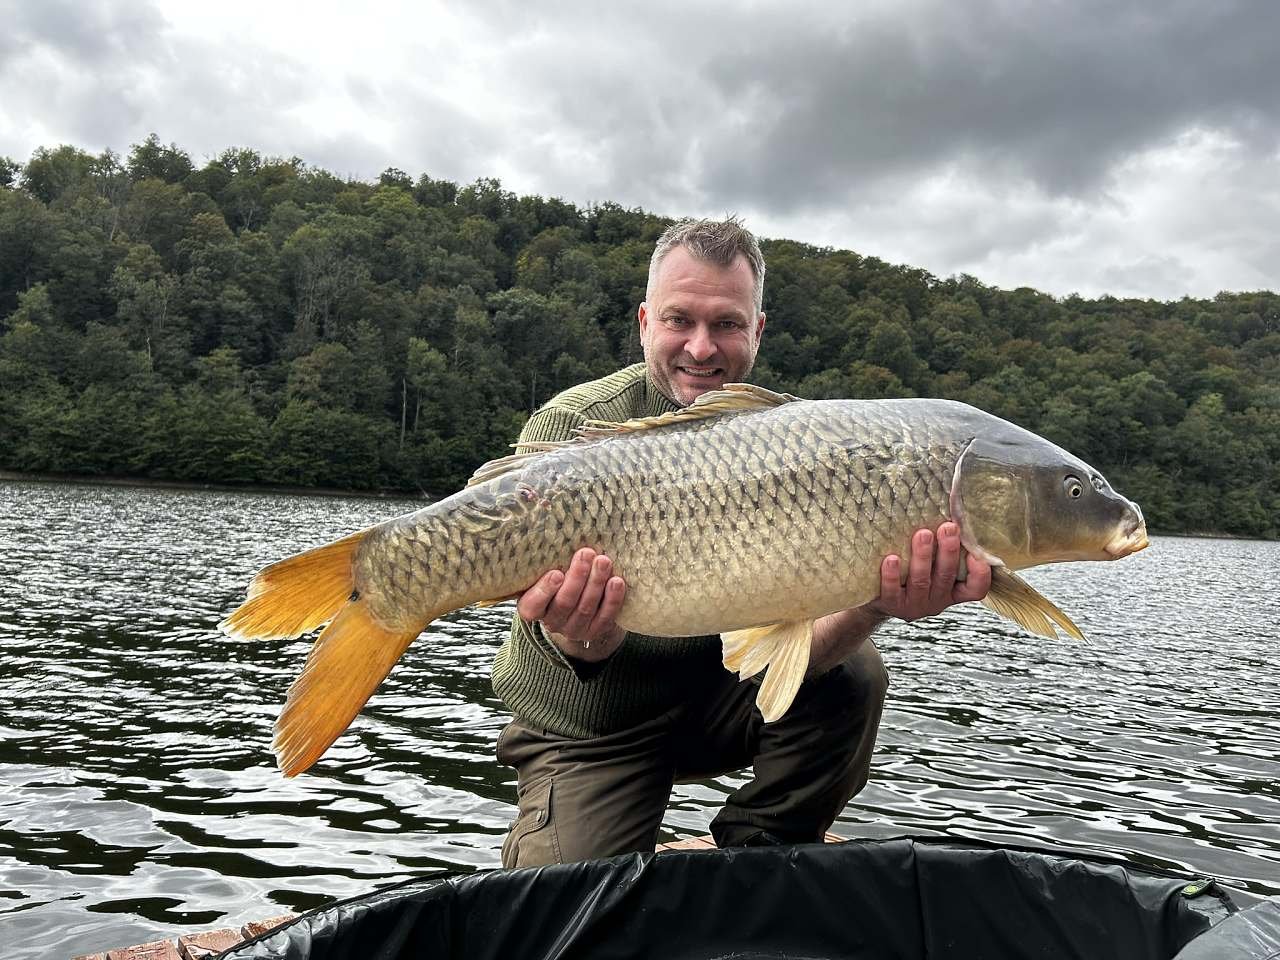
[508,404,612,681]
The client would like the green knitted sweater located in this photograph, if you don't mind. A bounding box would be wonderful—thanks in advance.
[489,363,725,738]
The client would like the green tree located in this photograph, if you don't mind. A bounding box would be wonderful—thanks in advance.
[21,145,96,204]
[127,134,194,184]
[0,135,1276,531]
[0,157,20,190]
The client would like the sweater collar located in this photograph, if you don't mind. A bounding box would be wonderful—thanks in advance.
[641,364,683,417]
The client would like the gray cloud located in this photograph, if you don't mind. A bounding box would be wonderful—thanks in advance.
[8,0,165,67]
[725,1,1279,209]
[2,0,1277,297]
[1098,254,1189,296]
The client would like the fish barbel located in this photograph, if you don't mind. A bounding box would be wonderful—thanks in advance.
[222,384,1148,776]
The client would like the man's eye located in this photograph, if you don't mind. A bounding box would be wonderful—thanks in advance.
[665,316,689,326]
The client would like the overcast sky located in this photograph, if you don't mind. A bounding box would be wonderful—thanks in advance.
[3,0,1277,300]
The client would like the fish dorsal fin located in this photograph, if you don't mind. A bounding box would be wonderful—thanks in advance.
[982,567,1087,642]
[467,435,585,487]
[466,384,798,487]
[721,618,814,723]
[579,382,798,438]
[467,451,540,487]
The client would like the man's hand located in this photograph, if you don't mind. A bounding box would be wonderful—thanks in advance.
[869,522,992,621]
[517,547,627,663]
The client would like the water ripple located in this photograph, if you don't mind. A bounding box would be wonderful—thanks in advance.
[1,480,1278,959]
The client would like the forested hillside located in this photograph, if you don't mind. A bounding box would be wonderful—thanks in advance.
[1,137,1277,536]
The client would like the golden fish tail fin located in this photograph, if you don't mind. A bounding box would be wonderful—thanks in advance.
[273,598,430,777]
[219,529,369,641]
[982,567,1088,642]
[721,619,814,723]
[220,527,434,776]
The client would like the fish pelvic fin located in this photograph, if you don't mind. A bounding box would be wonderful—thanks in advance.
[273,598,428,777]
[982,567,1088,643]
[219,529,370,641]
[721,619,814,723]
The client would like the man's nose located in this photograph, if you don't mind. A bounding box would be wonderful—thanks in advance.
[685,324,715,361]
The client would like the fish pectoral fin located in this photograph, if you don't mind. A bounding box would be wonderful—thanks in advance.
[721,619,814,723]
[273,599,428,777]
[982,567,1088,643]
[580,383,798,438]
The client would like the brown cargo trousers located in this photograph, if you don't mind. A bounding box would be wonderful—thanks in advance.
[498,640,889,868]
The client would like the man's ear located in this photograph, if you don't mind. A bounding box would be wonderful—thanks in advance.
[638,301,650,337]
[755,311,767,341]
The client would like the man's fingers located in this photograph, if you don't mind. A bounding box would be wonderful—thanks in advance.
[954,554,993,603]
[585,576,626,637]
[875,555,901,615]
[930,522,961,606]
[565,554,613,635]
[544,548,595,627]
[517,550,627,658]
[516,569,564,621]
[906,529,934,604]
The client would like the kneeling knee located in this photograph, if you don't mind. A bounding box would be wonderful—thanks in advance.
[830,641,889,704]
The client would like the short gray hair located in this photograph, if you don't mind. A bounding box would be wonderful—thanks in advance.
[646,216,765,313]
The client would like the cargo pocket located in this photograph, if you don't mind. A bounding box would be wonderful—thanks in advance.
[500,776,560,868]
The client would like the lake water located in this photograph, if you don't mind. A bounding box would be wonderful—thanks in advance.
[2,479,1278,959]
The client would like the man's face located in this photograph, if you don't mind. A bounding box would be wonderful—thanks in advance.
[638,246,766,407]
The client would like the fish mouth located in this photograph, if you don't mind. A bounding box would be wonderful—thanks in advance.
[1104,507,1149,558]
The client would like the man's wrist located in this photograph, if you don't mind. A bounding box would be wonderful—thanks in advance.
[858,604,891,628]
[809,605,887,677]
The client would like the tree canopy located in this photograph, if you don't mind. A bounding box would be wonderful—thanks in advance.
[2,137,1277,537]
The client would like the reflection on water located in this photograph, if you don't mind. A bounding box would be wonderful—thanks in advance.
[1,479,1277,959]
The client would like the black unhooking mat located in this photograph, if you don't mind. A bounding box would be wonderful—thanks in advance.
[218,838,1280,960]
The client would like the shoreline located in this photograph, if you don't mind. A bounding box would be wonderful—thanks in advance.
[0,469,432,502]
[0,470,1269,541]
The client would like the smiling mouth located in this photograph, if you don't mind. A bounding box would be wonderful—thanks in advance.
[677,366,723,379]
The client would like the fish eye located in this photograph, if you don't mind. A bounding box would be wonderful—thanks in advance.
[1090,475,1105,493]
[1063,476,1083,499]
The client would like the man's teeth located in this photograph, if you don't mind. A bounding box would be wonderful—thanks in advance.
[680,367,719,377]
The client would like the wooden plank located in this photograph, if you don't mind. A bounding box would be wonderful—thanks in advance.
[81,911,299,960]
[658,836,717,850]
[105,939,182,960]
[657,831,844,851]
[177,927,243,959]
[240,913,297,939]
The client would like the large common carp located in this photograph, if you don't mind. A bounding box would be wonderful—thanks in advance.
[223,384,1149,776]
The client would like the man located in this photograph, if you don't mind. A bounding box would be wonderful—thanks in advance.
[490,217,991,868]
